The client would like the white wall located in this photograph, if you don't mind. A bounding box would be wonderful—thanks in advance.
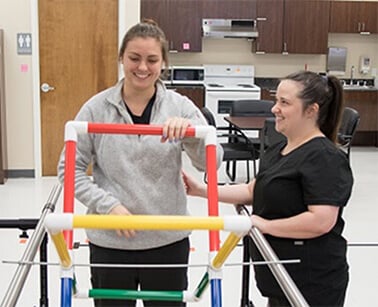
[0,0,377,175]
[0,0,34,170]
[169,34,378,79]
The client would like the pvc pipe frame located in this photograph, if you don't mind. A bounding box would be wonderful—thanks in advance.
[56,121,224,307]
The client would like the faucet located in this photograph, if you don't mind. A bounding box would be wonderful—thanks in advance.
[350,66,355,85]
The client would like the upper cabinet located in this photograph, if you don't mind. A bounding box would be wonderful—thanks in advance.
[329,1,378,34]
[202,0,257,19]
[284,0,330,54]
[254,0,330,54]
[254,0,284,54]
[141,0,202,52]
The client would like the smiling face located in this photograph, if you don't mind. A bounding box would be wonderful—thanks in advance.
[121,37,164,93]
[272,79,317,139]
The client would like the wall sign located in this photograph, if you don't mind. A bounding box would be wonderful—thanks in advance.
[17,33,32,55]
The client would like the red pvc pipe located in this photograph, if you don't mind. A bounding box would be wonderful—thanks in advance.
[88,123,196,137]
[63,140,76,249]
[206,144,220,251]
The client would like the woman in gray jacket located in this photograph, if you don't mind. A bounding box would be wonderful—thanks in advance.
[57,19,223,307]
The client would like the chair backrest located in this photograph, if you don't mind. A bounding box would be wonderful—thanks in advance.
[201,107,217,127]
[337,107,360,161]
[338,107,360,145]
[230,99,275,117]
[260,118,286,153]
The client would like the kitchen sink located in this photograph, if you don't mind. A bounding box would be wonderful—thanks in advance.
[342,84,376,90]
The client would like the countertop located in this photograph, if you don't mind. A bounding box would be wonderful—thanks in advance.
[255,77,377,92]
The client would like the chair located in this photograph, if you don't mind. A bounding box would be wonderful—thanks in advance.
[231,99,275,118]
[201,107,258,184]
[226,100,275,180]
[259,117,286,159]
[337,107,360,161]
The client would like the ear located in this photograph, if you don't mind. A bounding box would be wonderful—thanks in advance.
[306,103,319,118]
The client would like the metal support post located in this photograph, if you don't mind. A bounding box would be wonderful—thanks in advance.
[1,184,61,307]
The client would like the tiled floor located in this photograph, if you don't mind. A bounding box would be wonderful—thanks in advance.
[0,147,377,307]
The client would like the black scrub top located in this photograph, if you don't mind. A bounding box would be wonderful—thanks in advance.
[250,137,353,301]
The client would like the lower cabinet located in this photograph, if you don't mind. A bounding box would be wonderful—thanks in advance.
[261,88,277,101]
[343,90,378,146]
[168,85,205,110]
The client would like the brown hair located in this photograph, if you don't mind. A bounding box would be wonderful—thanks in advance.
[282,71,344,143]
[118,18,169,67]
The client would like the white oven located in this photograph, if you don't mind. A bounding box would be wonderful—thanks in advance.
[204,64,261,126]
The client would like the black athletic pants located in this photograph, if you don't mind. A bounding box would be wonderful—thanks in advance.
[89,238,189,307]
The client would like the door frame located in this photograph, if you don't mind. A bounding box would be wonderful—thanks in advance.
[31,0,138,177]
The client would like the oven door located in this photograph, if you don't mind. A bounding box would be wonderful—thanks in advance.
[205,90,261,126]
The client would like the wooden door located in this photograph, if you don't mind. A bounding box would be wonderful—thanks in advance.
[39,0,118,176]
[0,29,7,183]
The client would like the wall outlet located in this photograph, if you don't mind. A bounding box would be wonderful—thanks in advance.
[371,68,377,77]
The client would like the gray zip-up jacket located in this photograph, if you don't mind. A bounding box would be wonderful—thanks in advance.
[57,79,223,250]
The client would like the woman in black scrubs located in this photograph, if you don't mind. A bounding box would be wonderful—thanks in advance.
[183,71,353,307]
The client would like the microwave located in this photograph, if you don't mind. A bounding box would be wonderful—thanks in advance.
[160,67,172,84]
[171,66,204,85]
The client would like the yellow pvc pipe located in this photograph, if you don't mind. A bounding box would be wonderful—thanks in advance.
[212,232,243,269]
[50,232,72,268]
[72,215,225,231]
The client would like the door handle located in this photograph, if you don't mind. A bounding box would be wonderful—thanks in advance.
[40,82,55,93]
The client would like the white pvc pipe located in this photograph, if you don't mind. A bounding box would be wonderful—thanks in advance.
[64,121,88,142]
[44,213,73,234]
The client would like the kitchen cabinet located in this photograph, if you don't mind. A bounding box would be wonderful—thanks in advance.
[167,85,205,109]
[329,1,378,34]
[202,0,257,19]
[254,0,330,54]
[140,0,202,52]
[261,88,277,101]
[254,0,284,54]
[343,90,378,146]
[0,30,7,183]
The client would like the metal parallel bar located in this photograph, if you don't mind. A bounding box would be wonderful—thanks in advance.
[248,226,309,307]
[39,234,49,307]
[0,219,39,229]
[237,206,309,307]
[240,235,254,307]
[1,184,62,307]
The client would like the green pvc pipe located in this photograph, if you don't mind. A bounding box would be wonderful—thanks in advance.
[194,272,209,299]
[89,289,183,301]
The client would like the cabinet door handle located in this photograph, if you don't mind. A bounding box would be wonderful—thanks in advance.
[256,17,267,22]
[282,42,288,55]
[269,90,277,97]
[358,22,361,32]
[255,42,265,54]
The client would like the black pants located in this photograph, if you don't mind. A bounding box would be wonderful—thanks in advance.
[89,238,189,307]
[267,283,347,307]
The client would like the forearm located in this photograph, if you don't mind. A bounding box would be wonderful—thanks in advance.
[253,206,339,239]
[218,183,253,205]
[191,181,253,206]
